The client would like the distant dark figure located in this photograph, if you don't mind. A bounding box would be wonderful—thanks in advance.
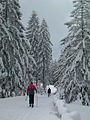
[26,82,37,107]
[48,88,51,97]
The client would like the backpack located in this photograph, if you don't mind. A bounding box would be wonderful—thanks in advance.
[28,86,34,95]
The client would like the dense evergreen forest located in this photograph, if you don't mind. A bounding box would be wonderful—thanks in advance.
[0,0,90,106]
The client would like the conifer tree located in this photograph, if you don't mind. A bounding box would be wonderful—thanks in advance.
[49,60,59,85]
[26,11,39,85]
[0,0,34,97]
[38,19,52,89]
[55,0,90,105]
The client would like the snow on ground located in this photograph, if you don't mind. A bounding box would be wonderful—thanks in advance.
[53,95,90,120]
[0,94,59,120]
[0,93,90,120]
[53,96,80,120]
[66,102,90,120]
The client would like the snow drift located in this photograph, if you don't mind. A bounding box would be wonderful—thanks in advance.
[53,95,81,120]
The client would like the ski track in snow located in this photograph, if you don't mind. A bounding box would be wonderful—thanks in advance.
[0,94,59,120]
[16,94,59,120]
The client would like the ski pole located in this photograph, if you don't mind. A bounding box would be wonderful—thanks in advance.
[36,93,38,107]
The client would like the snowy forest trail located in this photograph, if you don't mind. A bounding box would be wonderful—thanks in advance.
[20,94,59,120]
[0,94,59,120]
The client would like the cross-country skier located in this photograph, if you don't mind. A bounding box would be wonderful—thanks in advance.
[26,82,37,107]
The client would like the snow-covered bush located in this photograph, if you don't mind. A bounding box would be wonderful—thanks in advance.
[53,95,81,120]
[62,111,80,120]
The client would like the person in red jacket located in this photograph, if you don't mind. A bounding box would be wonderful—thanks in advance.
[26,81,37,107]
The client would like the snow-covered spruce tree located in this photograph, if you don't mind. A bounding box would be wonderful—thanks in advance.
[26,11,39,85]
[0,0,11,97]
[38,19,52,90]
[49,60,59,85]
[0,19,8,98]
[55,0,90,105]
[0,0,34,97]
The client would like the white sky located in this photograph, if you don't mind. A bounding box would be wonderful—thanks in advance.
[19,0,73,60]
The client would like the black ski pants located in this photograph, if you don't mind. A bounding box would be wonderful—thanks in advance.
[29,94,34,105]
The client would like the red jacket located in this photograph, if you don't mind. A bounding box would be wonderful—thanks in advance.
[26,82,37,93]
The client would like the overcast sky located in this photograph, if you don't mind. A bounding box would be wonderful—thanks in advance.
[19,0,73,60]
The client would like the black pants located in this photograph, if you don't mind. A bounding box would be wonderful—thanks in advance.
[48,93,51,97]
[29,94,34,105]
